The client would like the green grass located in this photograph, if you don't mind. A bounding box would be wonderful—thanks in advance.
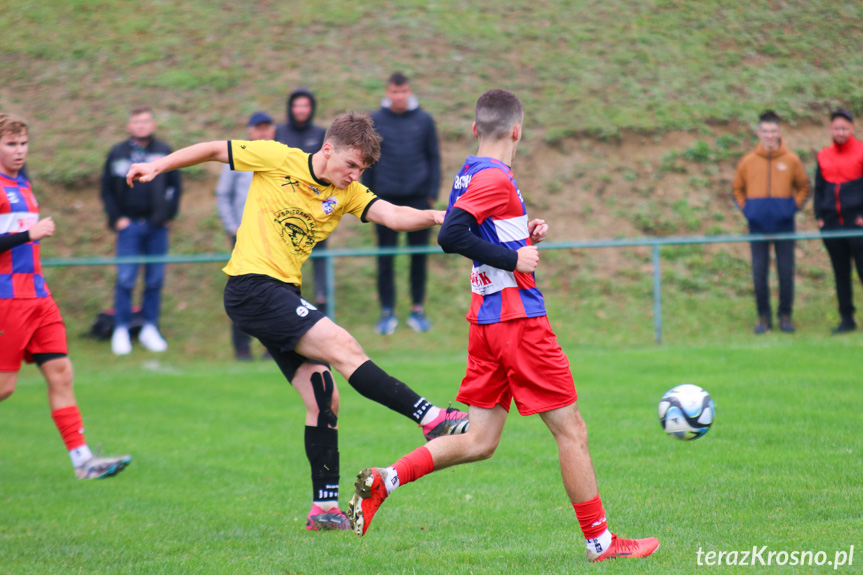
[2,336,861,574]
[2,2,862,570]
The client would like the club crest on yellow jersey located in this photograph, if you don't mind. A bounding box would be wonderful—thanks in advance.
[274,207,317,255]
[322,196,338,215]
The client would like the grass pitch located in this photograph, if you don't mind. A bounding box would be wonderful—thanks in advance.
[2,335,861,574]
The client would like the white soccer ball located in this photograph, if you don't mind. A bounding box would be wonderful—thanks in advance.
[658,384,715,441]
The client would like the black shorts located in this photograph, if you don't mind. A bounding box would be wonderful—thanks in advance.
[224,274,328,381]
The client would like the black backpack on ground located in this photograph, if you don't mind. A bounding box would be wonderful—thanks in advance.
[86,307,145,340]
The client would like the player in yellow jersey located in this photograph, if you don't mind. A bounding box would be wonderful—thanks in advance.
[126,112,468,530]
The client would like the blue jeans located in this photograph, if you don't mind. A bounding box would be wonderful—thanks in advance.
[114,220,169,328]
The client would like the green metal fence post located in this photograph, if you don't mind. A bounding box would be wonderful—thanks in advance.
[653,243,663,345]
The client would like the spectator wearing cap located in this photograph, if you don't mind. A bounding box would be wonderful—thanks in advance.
[215,111,275,359]
[733,110,810,334]
[275,88,330,315]
[814,108,863,334]
[101,106,182,355]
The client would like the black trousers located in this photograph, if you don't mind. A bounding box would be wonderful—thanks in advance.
[822,233,863,319]
[311,238,329,303]
[750,239,795,318]
[375,196,431,310]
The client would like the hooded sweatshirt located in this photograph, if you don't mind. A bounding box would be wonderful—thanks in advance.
[274,88,326,154]
[732,140,810,233]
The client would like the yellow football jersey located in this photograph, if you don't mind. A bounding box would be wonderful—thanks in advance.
[222,140,377,286]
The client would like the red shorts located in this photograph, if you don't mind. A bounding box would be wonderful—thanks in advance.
[0,297,68,371]
[456,315,578,416]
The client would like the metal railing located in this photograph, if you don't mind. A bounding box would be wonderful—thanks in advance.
[42,229,863,344]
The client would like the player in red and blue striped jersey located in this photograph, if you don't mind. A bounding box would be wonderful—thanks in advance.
[0,113,131,480]
[349,90,659,563]
[445,154,547,324]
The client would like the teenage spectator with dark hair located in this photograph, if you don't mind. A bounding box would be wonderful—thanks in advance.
[363,72,441,334]
[276,89,330,315]
[0,112,131,479]
[101,106,181,355]
[733,110,810,334]
[215,111,276,360]
[814,108,863,334]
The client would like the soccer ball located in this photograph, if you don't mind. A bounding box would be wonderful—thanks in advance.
[658,384,715,440]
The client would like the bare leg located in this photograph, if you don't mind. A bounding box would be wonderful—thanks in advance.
[0,371,19,402]
[294,317,370,378]
[539,401,598,503]
[425,404,508,469]
[40,357,76,411]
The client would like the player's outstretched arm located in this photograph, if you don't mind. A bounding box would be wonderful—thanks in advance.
[365,199,445,231]
[126,141,229,187]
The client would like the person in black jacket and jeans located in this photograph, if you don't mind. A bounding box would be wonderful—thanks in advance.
[363,73,441,334]
[101,106,181,355]
[276,88,330,315]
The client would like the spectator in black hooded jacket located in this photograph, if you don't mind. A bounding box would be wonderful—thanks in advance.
[275,88,330,315]
[363,73,441,335]
[101,106,181,356]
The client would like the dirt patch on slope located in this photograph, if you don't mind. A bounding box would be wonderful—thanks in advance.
[38,121,834,281]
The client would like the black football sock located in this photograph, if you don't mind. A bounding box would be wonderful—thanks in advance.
[348,360,433,423]
[305,426,339,504]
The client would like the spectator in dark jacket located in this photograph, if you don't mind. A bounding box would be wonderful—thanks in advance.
[363,73,441,335]
[101,106,181,355]
[732,110,810,334]
[275,88,330,315]
[814,108,863,334]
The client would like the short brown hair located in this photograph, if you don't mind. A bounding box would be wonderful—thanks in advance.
[475,89,523,140]
[0,113,28,140]
[130,106,153,118]
[324,111,382,165]
[388,72,409,87]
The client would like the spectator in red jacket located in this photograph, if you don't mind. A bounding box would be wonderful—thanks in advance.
[813,109,863,334]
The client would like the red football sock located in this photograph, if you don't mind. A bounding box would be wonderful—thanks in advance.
[572,494,608,539]
[392,445,435,485]
[51,405,86,450]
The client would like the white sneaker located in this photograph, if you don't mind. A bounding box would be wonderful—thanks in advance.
[138,324,168,353]
[111,327,132,355]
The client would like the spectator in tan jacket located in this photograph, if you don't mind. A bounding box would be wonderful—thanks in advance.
[733,110,810,334]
